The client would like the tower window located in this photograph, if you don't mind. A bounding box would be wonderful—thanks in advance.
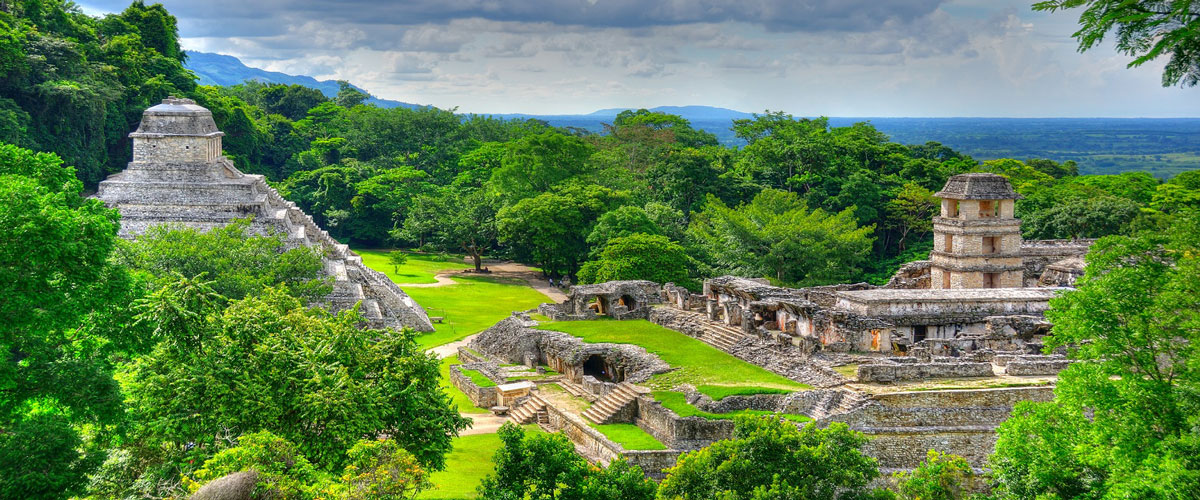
[945,200,959,218]
[983,236,998,254]
[984,272,999,288]
[942,271,951,289]
[979,200,995,217]
[944,234,954,252]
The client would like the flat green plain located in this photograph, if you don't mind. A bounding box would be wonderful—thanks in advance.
[357,249,472,284]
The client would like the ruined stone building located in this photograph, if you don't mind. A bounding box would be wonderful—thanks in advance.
[95,98,433,331]
[931,173,1025,289]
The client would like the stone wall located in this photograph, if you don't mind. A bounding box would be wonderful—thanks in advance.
[826,387,1055,469]
[635,397,734,450]
[857,362,994,382]
[449,364,498,409]
[1006,359,1073,375]
[1020,239,1095,285]
[623,450,684,480]
[861,428,998,471]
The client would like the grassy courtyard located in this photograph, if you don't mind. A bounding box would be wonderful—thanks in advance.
[533,319,811,392]
[356,250,550,349]
[420,425,544,499]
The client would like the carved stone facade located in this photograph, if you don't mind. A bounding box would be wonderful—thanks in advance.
[96,98,433,332]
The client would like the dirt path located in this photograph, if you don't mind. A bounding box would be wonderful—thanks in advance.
[398,260,569,302]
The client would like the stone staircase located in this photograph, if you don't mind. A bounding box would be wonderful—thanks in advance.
[701,321,746,351]
[808,389,872,421]
[558,379,594,402]
[670,309,746,351]
[508,394,549,425]
[581,383,646,424]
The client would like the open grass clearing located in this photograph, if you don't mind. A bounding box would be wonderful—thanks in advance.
[357,251,549,349]
[403,274,550,349]
[438,355,489,415]
[534,319,810,392]
[590,423,666,450]
[420,425,544,499]
[653,391,812,423]
[357,249,472,284]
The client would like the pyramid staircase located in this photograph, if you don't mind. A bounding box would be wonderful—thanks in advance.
[581,383,647,424]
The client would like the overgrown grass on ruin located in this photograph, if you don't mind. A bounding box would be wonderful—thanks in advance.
[357,249,472,284]
[461,367,497,388]
[652,391,812,423]
[696,385,794,400]
[534,319,811,392]
[420,425,544,499]
[438,355,489,415]
[590,423,667,450]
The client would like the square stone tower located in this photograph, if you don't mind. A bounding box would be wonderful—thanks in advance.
[930,173,1024,289]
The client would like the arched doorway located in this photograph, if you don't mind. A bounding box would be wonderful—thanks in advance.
[582,354,619,382]
[619,294,637,311]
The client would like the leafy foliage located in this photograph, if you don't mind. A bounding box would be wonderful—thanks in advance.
[689,189,874,286]
[120,284,469,486]
[478,423,656,500]
[657,417,885,500]
[989,211,1200,498]
[0,144,136,499]
[579,233,699,290]
[116,218,332,301]
[1034,0,1200,86]
[893,450,977,500]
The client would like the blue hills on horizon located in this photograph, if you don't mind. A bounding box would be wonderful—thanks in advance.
[184,51,1200,178]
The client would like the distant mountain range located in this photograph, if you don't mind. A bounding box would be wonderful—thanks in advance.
[184,51,422,109]
[183,51,1200,178]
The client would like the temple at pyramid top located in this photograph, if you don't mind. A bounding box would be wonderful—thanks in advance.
[96,98,434,332]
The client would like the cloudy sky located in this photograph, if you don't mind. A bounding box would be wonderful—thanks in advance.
[79,0,1199,117]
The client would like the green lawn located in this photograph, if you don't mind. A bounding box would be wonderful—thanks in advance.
[591,423,666,450]
[653,391,812,423]
[439,355,489,415]
[696,385,793,400]
[533,319,810,392]
[357,249,472,284]
[407,275,551,349]
[420,425,544,499]
[354,250,551,349]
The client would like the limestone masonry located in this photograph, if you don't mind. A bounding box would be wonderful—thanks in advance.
[96,98,433,332]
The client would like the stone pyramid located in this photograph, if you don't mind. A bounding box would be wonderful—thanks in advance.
[96,97,434,332]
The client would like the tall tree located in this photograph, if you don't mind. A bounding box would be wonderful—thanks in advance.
[990,212,1200,498]
[0,144,137,499]
[689,189,875,286]
[1034,0,1200,86]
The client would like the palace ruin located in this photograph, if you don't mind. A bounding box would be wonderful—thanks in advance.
[453,172,1090,475]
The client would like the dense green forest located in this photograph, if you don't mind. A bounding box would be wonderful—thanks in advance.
[2,1,1199,499]
[4,1,1199,290]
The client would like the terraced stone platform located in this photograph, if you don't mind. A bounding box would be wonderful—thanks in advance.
[96,97,432,332]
